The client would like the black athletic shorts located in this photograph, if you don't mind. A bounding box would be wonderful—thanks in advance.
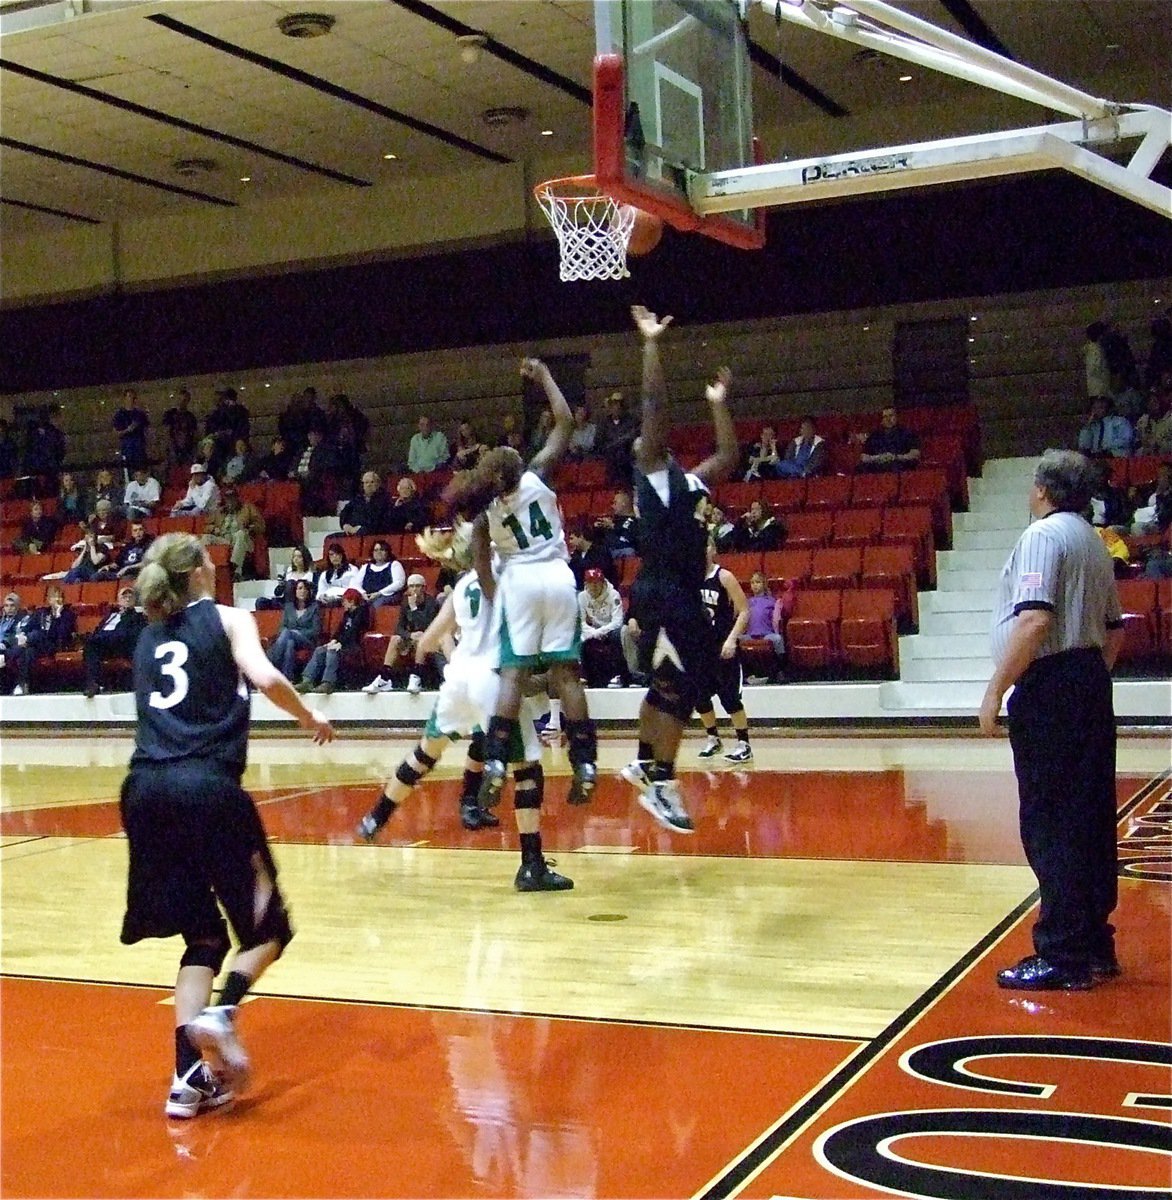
[629,574,720,710]
[119,760,285,948]
[705,652,744,715]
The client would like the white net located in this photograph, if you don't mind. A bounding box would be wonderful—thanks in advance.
[534,177,635,282]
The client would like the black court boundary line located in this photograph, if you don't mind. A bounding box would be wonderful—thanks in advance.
[0,57,372,188]
[0,972,863,1043]
[0,196,101,224]
[696,769,1169,1199]
[147,13,511,166]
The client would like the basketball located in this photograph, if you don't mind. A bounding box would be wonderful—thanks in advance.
[624,206,664,256]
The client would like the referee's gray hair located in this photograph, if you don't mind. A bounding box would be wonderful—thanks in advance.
[1034,449,1095,513]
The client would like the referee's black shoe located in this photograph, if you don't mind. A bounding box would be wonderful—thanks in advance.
[996,954,1095,991]
[514,859,574,892]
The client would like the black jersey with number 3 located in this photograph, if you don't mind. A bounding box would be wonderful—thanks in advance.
[131,598,250,776]
[634,460,711,592]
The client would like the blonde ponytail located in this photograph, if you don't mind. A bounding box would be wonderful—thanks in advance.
[136,533,205,620]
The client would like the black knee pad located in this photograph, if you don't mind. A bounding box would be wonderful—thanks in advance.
[181,930,230,974]
[513,762,543,809]
[243,889,294,955]
[396,744,438,788]
[467,731,485,764]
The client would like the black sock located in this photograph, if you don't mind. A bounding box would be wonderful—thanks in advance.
[565,717,596,767]
[704,724,719,738]
[737,729,750,745]
[650,760,675,782]
[370,793,398,827]
[519,831,543,865]
[637,740,653,763]
[218,970,251,1009]
[175,1025,200,1076]
[484,715,516,765]
[460,766,482,803]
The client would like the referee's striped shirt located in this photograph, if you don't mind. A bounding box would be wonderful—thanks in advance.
[990,510,1122,667]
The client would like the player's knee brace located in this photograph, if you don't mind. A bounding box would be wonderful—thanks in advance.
[647,662,693,723]
[180,930,230,974]
[396,745,438,788]
[242,887,295,955]
[466,731,485,764]
[513,762,543,810]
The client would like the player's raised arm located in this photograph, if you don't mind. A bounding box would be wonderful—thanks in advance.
[522,358,573,480]
[692,367,739,487]
[631,304,673,472]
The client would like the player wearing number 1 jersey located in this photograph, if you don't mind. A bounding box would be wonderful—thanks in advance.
[445,358,597,811]
[120,533,333,1120]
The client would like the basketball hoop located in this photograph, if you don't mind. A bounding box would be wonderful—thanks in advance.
[534,175,635,282]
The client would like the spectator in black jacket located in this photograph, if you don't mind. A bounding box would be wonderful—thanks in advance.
[295,587,370,694]
[255,435,296,482]
[99,520,153,580]
[734,501,784,552]
[592,489,639,559]
[13,500,58,555]
[21,413,66,485]
[567,519,617,591]
[338,470,393,536]
[82,586,147,697]
[385,477,430,534]
[5,583,76,695]
[112,389,150,471]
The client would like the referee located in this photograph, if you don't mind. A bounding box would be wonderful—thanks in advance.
[980,449,1124,992]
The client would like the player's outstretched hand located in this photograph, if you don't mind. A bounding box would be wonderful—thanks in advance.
[520,357,547,381]
[631,305,672,340]
[706,367,732,404]
[303,707,335,745]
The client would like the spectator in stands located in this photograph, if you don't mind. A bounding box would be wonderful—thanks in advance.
[568,403,597,460]
[593,489,638,558]
[597,391,637,486]
[100,519,153,579]
[255,435,296,482]
[566,519,616,591]
[742,571,787,681]
[293,426,338,517]
[221,437,256,486]
[22,412,66,486]
[1083,322,1112,401]
[279,386,326,455]
[316,542,361,606]
[361,573,441,694]
[496,413,521,449]
[295,586,370,696]
[256,544,316,611]
[122,466,161,520]
[89,468,121,514]
[708,504,738,553]
[1146,318,1172,390]
[5,583,75,695]
[59,522,114,583]
[161,388,199,467]
[326,393,369,493]
[1087,460,1133,531]
[57,472,85,526]
[407,415,449,474]
[358,539,406,608]
[1077,397,1133,458]
[170,463,220,517]
[385,477,430,534]
[0,593,26,664]
[86,497,124,548]
[112,389,150,472]
[527,408,555,457]
[205,387,250,462]
[13,500,57,555]
[81,586,147,698]
[451,420,487,471]
[857,407,921,473]
[338,470,392,537]
[734,500,784,552]
[203,485,265,580]
[744,425,782,480]
[265,579,322,682]
[0,420,18,478]
[1141,523,1172,579]
[1131,463,1172,535]
[1133,388,1172,456]
[778,416,829,478]
[578,567,627,687]
[1103,328,1139,399]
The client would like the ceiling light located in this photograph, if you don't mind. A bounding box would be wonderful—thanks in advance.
[457,33,488,64]
[540,129,554,137]
[240,176,251,183]
[898,74,913,82]
[383,153,398,160]
[277,12,336,38]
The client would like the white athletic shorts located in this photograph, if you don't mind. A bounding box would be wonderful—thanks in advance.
[425,657,543,763]
[496,558,581,669]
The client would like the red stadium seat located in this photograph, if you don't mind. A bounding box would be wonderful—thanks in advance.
[861,544,918,630]
[762,549,812,589]
[840,588,899,675]
[785,588,841,673]
[784,511,832,549]
[1116,579,1158,662]
[809,546,862,590]
[831,508,882,548]
[759,478,807,512]
[849,474,899,509]
[804,475,852,512]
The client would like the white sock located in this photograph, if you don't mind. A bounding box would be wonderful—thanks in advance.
[547,698,562,732]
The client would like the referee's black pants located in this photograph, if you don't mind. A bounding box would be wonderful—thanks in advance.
[1007,647,1118,970]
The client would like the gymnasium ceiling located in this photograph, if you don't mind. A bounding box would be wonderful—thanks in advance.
[1,0,1170,242]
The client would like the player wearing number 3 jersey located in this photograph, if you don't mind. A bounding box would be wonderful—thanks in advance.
[120,533,333,1120]
[444,358,597,811]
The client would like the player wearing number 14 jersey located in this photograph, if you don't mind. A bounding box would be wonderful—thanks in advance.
[121,533,333,1119]
[444,357,597,810]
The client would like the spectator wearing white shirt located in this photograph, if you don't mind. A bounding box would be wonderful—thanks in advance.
[123,467,161,520]
[577,568,627,687]
[170,463,220,517]
[357,539,406,608]
[406,416,449,474]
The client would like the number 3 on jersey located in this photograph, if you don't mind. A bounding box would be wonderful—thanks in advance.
[502,500,554,550]
[149,641,189,710]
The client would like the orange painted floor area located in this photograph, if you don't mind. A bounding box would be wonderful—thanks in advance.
[0,977,857,1199]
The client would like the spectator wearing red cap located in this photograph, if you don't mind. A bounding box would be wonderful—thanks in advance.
[578,568,628,687]
[295,587,369,694]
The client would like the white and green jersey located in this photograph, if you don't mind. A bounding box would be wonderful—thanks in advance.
[487,470,568,566]
[450,570,497,666]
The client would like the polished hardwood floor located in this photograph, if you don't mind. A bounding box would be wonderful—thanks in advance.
[1,732,1169,1198]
